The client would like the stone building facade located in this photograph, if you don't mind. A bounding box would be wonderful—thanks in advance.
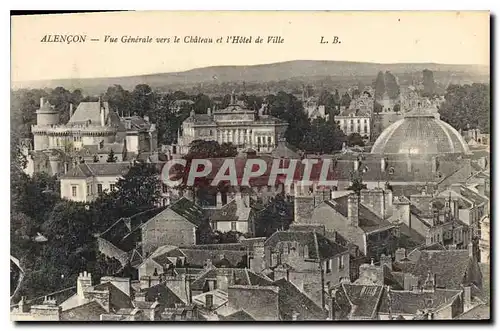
[176,92,288,155]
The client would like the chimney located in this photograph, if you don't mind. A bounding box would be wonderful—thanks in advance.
[100,104,105,126]
[69,103,74,119]
[205,294,214,310]
[381,157,386,172]
[77,271,93,298]
[354,159,359,171]
[205,259,213,270]
[291,311,300,321]
[144,115,150,123]
[468,243,474,259]
[395,248,406,262]
[207,107,211,116]
[380,254,393,270]
[407,157,412,172]
[328,290,337,320]
[135,291,146,302]
[347,194,359,227]
[463,285,472,310]
[40,97,44,107]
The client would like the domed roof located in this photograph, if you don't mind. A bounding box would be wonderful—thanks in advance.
[371,112,471,156]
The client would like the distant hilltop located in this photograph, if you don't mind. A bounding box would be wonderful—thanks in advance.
[12,60,489,94]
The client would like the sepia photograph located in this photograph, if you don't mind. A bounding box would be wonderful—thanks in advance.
[10,10,490,322]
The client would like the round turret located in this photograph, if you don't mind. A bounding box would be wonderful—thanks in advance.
[36,97,59,126]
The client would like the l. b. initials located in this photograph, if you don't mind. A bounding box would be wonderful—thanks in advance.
[320,36,341,44]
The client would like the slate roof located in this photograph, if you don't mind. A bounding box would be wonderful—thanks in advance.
[379,288,462,315]
[221,309,256,321]
[272,278,326,320]
[265,231,348,261]
[339,283,385,319]
[122,116,153,131]
[93,282,134,312]
[455,303,490,320]
[179,249,247,269]
[68,101,110,125]
[326,196,395,233]
[270,141,301,159]
[168,197,205,227]
[191,268,272,291]
[60,300,107,321]
[139,283,184,308]
[411,250,477,289]
[61,162,131,179]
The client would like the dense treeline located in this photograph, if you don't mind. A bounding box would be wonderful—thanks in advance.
[11,84,350,154]
[438,83,490,133]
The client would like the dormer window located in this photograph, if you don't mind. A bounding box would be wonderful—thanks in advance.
[388,167,395,175]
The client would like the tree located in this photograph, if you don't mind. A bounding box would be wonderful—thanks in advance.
[193,93,212,114]
[106,149,117,163]
[374,71,385,100]
[219,142,238,157]
[347,170,367,196]
[384,71,400,100]
[254,195,293,237]
[301,118,346,153]
[438,83,490,132]
[105,84,130,116]
[347,133,365,147]
[130,84,154,117]
[422,69,437,97]
[112,161,162,213]
[340,92,352,108]
[267,92,311,148]
[48,86,73,124]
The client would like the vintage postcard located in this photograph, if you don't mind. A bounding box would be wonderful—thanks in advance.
[10,11,490,321]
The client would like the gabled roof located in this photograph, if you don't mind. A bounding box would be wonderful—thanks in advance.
[60,300,107,321]
[168,198,205,227]
[191,268,272,291]
[221,309,256,321]
[178,249,247,269]
[68,101,110,125]
[61,162,130,179]
[327,196,395,233]
[265,231,348,260]
[272,279,326,320]
[379,288,462,316]
[93,282,134,312]
[339,283,385,319]
[412,250,477,289]
[139,283,184,308]
[270,141,301,159]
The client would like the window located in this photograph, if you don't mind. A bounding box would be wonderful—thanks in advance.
[110,183,116,191]
[71,186,77,197]
[338,255,345,270]
[267,136,272,145]
[97,184,103,194]
[231,222,237,231]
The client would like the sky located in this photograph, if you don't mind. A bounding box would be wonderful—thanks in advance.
[11,11,490,82]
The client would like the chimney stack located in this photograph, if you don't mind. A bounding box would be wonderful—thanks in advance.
[40,97,44,107]
[216,192,223,208]
[328,289,337,320]
[205,294,214,310]
[77,271,93,298]
[381,157,386,172]
[347,194,359,227]
[354,159,359,171]
[69,103,74,119]
[207,107,211,116]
